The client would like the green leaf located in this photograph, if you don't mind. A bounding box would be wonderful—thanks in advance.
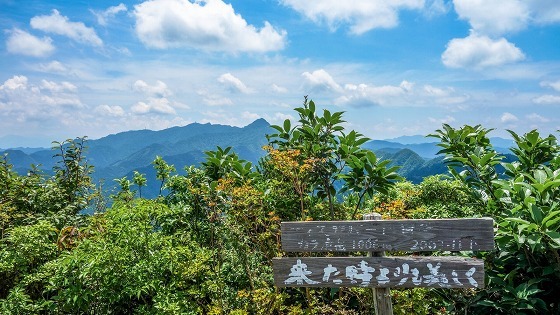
[529,205,543,224]
[533,170,547,184]
[505,217,530,225]
[545,231,560,247]
[283,119,291,133]
[542,209,560,228]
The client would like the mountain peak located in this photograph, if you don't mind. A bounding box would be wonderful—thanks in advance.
[245,118,270,129]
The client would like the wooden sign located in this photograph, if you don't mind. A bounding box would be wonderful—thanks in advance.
[281,218,494,252]
[273,256,484,289]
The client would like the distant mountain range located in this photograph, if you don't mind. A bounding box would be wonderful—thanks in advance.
[1,119,516,198]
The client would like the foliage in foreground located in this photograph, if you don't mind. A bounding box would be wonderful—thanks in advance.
[1,99,559,314]
[430,125,560,314]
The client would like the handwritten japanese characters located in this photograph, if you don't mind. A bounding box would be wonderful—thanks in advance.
[273,256,484,288]
[281,218,494,252]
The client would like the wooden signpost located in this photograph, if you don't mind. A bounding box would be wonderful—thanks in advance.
[273,215,494,314]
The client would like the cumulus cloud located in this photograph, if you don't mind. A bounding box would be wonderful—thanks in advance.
[133,80,172,97]
[501,112,519,123]
[334,81,412,107]
[131,79,188,115]
[0,75,29,91]
[91,3,127,26]
[443,1,560,70]
[454,0,529,36]
[302,69,342,92]
[281,0,424,34]
[454,0,560,35]
[442,32,525,69]
[533,95,560,104]
[5,29,55,57]
[423,85,469,104]
[272,112,294,122]
[132,97,176,115]
[40,80,77,92]
[133,0,286,52]
[218,73,252,94]
[94,104,125,117]
[30,9,103,46]
[0,75,84,124]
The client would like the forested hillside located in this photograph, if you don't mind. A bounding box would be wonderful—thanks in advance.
[1,100,559,314]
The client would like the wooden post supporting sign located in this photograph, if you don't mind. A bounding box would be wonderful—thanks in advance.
[364,213,392,315]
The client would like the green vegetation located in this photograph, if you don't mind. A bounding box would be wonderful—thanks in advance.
[1,100,559,314]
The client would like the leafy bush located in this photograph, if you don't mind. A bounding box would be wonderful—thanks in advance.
[431,125,560,314]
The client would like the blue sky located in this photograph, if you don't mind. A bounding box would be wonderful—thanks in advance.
[1,0,559,148]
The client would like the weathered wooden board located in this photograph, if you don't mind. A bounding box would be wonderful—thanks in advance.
[273,256,484,288]
[281,218,494,252]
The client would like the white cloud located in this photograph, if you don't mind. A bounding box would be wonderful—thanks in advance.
[131,97,176,115]
[533,95,560,104]
[540,80,560,92]
[0,75,84,124]
[40,80,77,92]
[37,60,69,74]
[200,110,242,126]
[423,0,450,18]
[281,0,424,34]
[442,32,525,69]
[501,112,519,123]
[241,111,261,120]
[94,104,125,117]
[334,81,412,107]
[5,29,55,57]
[218,73,252,94]
[131,79,188,115]
[0,75,28,91]
[133,0,286,52]
[528,0,560,24]
[445,1,560,70]
[30,9,103,46]
[423,85,469,104]
[271,112,294,122]
[198,90,234,106]
[453,0,560,35]
[133,80,172,97]
[92,3,127,26]
[526,113,550,123]
[302,69,342,92]
[453,0,529,36]
[271,84,288,94]
[429,115,456,124]
[423,85,448,97]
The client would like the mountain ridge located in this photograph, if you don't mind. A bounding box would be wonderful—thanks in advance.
[1,119,518,197]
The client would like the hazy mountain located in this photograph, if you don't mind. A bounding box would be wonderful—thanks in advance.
[363,140,441,159]
[0,134,51,149]
[2,119,271,193]
[2,121,521,196]
[381,135,437,145]
[366,135,516,159]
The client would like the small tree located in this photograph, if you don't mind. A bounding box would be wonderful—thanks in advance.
[267,96,399,220]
